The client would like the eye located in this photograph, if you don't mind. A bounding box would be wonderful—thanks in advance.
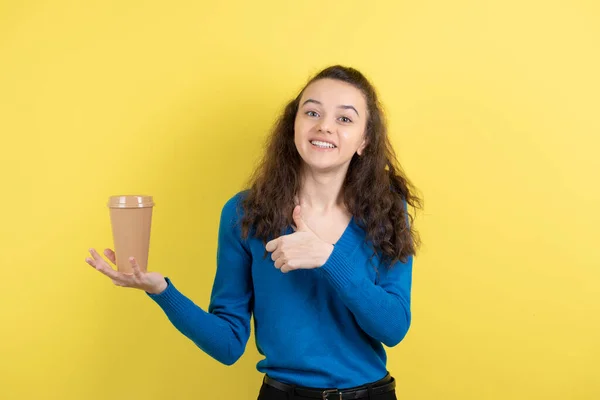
[306,111,319,117]
[339,116,352,123]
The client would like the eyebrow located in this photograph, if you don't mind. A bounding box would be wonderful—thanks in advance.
[302,98,360,117]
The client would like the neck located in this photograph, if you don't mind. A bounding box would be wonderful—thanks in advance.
[298,164,348,214]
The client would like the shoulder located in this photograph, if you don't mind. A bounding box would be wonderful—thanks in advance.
[217,191,253,252]
[220,189,251,224]
[223,189,250,210]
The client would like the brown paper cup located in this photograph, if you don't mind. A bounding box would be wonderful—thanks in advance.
[107,195,154,273]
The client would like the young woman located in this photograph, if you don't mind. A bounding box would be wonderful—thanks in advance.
[85,65,421,400]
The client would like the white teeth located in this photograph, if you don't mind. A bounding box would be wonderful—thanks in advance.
[310,140,336,148]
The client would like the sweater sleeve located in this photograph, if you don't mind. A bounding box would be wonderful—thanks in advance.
[318,249,412,347]
[318,204,413,347]
[145,194,253,365]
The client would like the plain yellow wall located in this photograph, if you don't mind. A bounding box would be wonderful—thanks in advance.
[1,1,598,399]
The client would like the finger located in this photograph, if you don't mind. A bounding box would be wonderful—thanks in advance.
[88,248,122,281]
[89,248,110,268]
[270,248,282,262]
[292,205,308,232]
[274,257,286,270]
[129,256,144,279]
[85,257,96,268]
[280,263,290,273]
[265,238,279,252]
[103,248,117,265]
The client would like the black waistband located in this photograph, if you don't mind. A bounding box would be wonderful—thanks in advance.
[263,373,396,399]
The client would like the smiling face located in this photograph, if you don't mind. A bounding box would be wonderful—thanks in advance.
[294,78,368,173]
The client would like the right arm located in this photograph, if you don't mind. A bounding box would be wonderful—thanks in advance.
[146,195,253,365]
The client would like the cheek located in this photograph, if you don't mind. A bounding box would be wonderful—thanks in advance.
[293,119,301,141]
[294,120,308,150]
[294,118,307,138]
[339,129,365,151]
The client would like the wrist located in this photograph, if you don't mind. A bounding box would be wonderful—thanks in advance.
[147,278,168,295]
[318,243,334,267]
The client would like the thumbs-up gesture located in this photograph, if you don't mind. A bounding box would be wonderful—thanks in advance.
[265,205,334,273]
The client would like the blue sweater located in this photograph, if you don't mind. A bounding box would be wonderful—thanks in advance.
[147,191,413,389]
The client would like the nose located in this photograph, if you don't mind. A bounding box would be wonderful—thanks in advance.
[317,119,333,134]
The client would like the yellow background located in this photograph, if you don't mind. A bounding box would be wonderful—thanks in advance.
[1,0,598,399]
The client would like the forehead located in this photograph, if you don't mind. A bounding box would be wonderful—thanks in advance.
[300,79,366,110]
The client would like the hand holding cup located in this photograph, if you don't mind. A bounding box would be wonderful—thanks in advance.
[85,248,167,294]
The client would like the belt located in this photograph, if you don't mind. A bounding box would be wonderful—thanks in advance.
[263,374,396,400]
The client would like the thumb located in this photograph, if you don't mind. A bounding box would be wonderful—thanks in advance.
[292,205,309,232]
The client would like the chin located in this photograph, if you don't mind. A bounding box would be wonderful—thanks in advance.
[301,159,342,173]
[297,147,349,173]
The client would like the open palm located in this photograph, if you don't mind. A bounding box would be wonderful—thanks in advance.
[85,248,167,294]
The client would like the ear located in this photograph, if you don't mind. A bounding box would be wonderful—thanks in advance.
[357,137,368,156]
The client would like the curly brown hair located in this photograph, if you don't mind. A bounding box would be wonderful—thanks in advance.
[240,65,422,268]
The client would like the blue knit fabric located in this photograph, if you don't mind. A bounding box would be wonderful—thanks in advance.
[147,191,412,389]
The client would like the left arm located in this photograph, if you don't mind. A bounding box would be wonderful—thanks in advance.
[267,203,413,346]
[318,250,412,347]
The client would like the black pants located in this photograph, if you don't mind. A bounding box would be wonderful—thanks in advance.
[257,374,397,400]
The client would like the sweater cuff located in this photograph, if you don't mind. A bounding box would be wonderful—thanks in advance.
[146,277,190,313]
[319,247,360,290]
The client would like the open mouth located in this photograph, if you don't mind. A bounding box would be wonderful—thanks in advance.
[310,140,337,149]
